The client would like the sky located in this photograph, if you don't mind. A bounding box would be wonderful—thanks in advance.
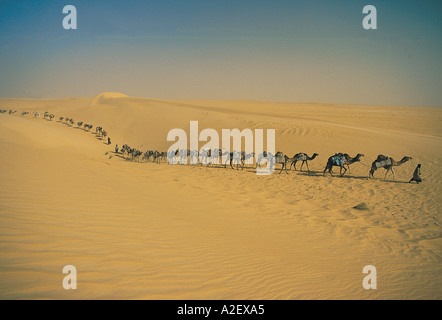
[0,0,441,106]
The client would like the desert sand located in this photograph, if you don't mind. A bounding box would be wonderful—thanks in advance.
[0,93,441,299]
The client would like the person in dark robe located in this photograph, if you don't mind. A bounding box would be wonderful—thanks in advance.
[409,164,422,184]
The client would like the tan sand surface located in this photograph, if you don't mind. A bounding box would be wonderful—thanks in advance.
[0,94,441,299]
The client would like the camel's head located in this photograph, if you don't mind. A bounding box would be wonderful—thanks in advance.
[355,153,364,161]
[402,156,412,162]
[312,153,319,157]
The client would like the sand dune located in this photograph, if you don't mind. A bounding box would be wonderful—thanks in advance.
[0,94,441,299]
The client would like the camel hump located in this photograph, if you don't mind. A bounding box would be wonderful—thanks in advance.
[331,154,346,166]
[376,154,389,161]
[275,153,285,163]
[375,158,392,168]
[297,153,307,161]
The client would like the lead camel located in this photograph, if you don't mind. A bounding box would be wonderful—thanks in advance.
[369,155,412,180]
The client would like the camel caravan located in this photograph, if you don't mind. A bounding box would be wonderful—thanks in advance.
[2,108,111,146]
[115,145,415,182]
[1,109,419,182]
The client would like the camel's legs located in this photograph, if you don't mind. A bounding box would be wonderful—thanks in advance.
[279,163,284,174]
[231,158,239,170]
[323,164,333,176]
[305,161,310,172]
[340,166,347,176]
[279,162,289,174]
[384,168,389,180]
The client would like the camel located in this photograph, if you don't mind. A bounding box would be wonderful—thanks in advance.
[369,155,412,180]
[211,149,228,167]
[196,148,221,166]
[275,152,297,174]
[152,151,161,163]
[149,150,164,164]
[126,147,134,160]
[227,151,240,169]
[167,149,180,164]
[77,121,83,127]
[208,149,222,167]
[21,111,29,116]
[189,149,199,164]
[122,146,142,162]
[199,148,211,165]
[143,150,155,162]
[179,148,188,164]
[121,144,131,158]
[323,153,364,177]
[132,150,142,162]
[241,151,255,169]
[290,153,318,172]
[226,151,254,170]
[255,151,276,168]
[273,152,286,173]
[256,151,268,168]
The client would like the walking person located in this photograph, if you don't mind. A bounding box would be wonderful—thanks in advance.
[409,164,422,184]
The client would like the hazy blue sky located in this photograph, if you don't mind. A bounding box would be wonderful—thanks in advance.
[0,0,441,106]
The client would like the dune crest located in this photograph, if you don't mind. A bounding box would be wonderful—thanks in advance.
[93,92,129,104]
